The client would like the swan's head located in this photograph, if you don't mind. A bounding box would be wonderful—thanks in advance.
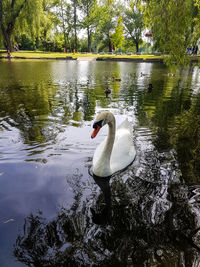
[91,111,115,139]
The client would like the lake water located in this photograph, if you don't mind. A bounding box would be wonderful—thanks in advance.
[0,59,200,266]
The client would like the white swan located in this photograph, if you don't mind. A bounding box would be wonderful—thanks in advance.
[91,111,136,177]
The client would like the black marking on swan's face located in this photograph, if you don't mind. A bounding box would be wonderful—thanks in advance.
[93,119,104,129]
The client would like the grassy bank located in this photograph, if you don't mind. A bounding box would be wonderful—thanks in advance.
[0,50,199,64]
[0,50,163,60]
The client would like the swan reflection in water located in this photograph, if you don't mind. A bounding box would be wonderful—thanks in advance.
[90,175,112,225]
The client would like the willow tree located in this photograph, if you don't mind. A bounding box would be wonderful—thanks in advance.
[192,0,200,44]
[141,0,200,65]
[0,0,44,51]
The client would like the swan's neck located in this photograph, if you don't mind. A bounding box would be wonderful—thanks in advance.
[104,120,116,160]
[94,117,116,177]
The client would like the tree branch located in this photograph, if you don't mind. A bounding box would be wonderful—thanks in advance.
[13,0,27,22]
[8,0,27,32]
[11,0,16,9]
[0,0,2,23]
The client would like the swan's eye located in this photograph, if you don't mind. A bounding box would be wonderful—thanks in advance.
[93,119,103,129]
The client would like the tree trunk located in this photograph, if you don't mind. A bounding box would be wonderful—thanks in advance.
[66,35,71,52]
[87,28,91,52]
[63,31,67,52]
[60,1,67,52]
[1,25,13,51]
[109,39,112,52]
[0,0,27,52]
[135,42,139,53]
[73,2,78,52]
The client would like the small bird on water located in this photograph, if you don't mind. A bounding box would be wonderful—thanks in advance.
[112,77,121,82]
[147,83,153,92]
[104,87,111,97]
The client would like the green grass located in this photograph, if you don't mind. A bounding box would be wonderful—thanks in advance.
[0,50,75,58]
[1,50,199,63]
[0,50,163,60]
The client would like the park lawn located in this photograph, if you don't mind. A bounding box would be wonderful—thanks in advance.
[1,50,199,63]
[0,50,163,60]
[0,50,76,58]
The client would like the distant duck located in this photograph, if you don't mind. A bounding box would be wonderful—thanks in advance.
[147,83,153,92]
[104,87,111,95]
[168,73,176,77]
[112,77,121,82]
[141,72,148,77]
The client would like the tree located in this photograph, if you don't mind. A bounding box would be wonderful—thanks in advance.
[95,0,119,52]
[191,0,200,45]
[80,0,99,52]
[70,0,79,52]
[111,15,124,50]
[0,0,44,51]
[39,0,57,50]
[123,1,143,53]
[141,0,200,65]
[54,0,73,52]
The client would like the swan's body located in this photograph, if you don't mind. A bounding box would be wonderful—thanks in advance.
[91,111,136,177]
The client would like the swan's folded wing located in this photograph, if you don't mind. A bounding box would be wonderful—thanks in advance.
[117,118,133,134]
[110,128,136,172]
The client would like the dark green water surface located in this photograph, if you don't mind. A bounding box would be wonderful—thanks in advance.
[0,60,200,266]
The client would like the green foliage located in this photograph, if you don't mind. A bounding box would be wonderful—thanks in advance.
[111,15,124,50]
[53,0,73,51]
[40,33,64,51]
[123,1,144,52]
[141,0,200,65]
[39,0,57,45]
[81,0,99,29]
[17,34,35,50]
[80,0,100,51]
[122,38,136,52]
[79,38,88,52]
[0,0,46,50]
[94,0,119,51]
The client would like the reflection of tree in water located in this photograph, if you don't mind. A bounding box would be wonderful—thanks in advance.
[0,82,58,144]
[135,66,200,184]
[170,93,200,184]
[82,90,96,121]
[14,148,200,266]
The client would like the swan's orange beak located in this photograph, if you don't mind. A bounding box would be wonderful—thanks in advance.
[91,125,101,139]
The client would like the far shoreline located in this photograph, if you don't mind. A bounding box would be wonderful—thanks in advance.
[0,50,199,64]
[0,55,164,63]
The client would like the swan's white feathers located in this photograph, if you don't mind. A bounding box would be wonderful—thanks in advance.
[117,118,132,131]
[93,138,106,166]
[111,126,135,171]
